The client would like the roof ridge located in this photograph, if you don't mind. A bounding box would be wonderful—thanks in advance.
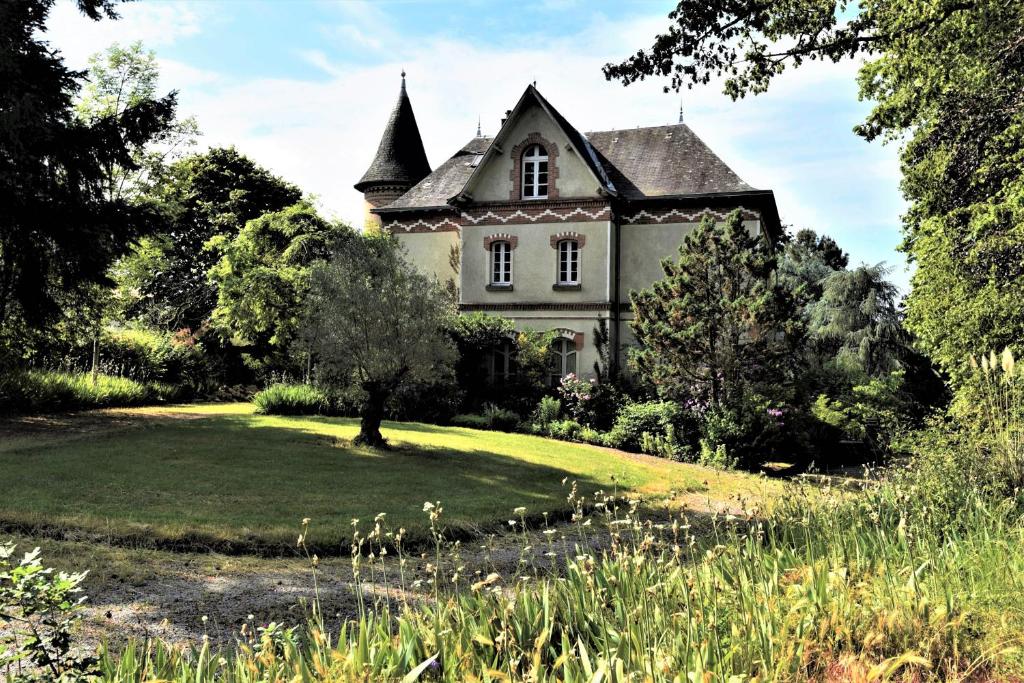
[585,122,692,136]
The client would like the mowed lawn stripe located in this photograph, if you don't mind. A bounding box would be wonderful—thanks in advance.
[0,404,747,554]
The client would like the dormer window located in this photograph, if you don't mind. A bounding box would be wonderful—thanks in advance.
[490,240,512,286]
[521,144,548,200]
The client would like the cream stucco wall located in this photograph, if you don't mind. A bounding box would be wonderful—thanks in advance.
[461,221,612,305]
[469,103,603,202]
[618,219,761,302]
[395,231,460,285]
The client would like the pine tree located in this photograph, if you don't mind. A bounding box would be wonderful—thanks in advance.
[630,210,802,408]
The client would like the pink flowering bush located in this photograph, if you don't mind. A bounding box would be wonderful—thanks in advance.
[557,373,593,422]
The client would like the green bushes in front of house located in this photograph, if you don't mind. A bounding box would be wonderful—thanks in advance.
[252,383,330,415]
[0,369,189,413]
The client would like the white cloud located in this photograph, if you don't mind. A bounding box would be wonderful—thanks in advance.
[41,2,907,287]
[44,0,205,69]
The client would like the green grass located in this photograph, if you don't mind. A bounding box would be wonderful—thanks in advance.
[0,404,759,554]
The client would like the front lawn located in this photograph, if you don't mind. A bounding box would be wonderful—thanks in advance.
[0,404,764,553]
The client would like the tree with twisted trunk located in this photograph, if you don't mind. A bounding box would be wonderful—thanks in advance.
[302,235,455,448]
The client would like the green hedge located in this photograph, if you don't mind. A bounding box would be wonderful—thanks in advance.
[451,405,521,432]
[99,328,210,389]
[605,400,682,452]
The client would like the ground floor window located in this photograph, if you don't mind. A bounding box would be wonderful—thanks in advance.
[488,338,517,385]
[548,337,577,385]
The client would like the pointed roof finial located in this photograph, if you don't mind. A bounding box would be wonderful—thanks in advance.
[354,74,431,193]
[476,115,482,138]
[678,97,684,124]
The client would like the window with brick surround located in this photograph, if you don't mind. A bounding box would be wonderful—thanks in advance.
[556,239,579,285]
[549,338,577,385]
[521,144,548,200]
[491,240,512,285]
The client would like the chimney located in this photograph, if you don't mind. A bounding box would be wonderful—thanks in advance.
[500,109,512,127]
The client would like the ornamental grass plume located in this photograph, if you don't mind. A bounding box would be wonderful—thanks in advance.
[971,348,1023,488]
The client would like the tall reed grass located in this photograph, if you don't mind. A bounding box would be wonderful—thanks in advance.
[96,478,1024,682]
[0,369,183,414]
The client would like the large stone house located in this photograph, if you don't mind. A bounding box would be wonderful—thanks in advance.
[355,74,782,383]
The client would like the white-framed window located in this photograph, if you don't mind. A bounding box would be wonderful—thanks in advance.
[549,337,577,386]
[488,338,518,385]
[521,144,548,200]
[491,240,512,285]
[557,239,579,285]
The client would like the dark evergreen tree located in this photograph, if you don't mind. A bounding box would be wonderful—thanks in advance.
[629,210,803,409]
[0,0,177,341]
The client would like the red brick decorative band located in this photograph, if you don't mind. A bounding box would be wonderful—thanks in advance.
[384,201,612,233]
[483,233,518,250]
[620,207,760,225]
[549,231,586,248]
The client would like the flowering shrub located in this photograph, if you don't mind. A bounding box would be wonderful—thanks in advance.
[557,373,593,420]
[558,374,625,431]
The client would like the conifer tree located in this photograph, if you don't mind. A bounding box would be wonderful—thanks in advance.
[630,210,802,408]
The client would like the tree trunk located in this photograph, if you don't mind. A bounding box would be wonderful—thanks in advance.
[91,335,100,385]
[355,383,389,448]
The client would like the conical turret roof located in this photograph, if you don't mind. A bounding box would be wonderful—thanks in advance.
[354,73,432,192]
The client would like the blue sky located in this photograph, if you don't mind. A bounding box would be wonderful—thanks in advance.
[46,0,910,290]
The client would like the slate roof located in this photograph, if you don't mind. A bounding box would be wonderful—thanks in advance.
[379,123,755,211]
[585,125,753,199]
[385,137,491,210]
[374,85,765,214]
[354,77,432,192]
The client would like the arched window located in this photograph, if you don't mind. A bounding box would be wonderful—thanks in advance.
[521,144,548,200]
[556,239,579,285]
[488,338,518,385]
[549,337,577,385]
[491,240,512,286]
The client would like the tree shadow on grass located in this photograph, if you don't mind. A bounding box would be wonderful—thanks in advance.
[2,413,611,558]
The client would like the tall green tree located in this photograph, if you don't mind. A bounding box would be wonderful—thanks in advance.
[208,201,354,376]
[116,147,302,331]
[779,228,850,304]
[809,264,904,380]
[630,210,802,409]
[76,41,200,203]
[302,236,456,447]
[0,0,176,340]
[605,0,1024,391]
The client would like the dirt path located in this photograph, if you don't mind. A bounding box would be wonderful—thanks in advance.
[68,491,746,651]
